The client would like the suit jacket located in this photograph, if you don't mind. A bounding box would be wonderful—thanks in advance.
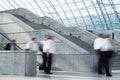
[4,43,17,50]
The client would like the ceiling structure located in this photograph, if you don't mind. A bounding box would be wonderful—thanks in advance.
[0,0,120,30]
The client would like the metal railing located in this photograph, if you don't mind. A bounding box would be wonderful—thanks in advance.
[0,33,22,50]
[1,29,89,54]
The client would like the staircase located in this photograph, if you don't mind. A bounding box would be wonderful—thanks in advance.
[112,53,120,70]
[63,35,93,52]
[13,15,50,30]
[13,14,94,52]
[0,33,22,50]
[13,14,120,71]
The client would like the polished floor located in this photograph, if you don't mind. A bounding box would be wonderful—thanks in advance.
[0,70,120,80]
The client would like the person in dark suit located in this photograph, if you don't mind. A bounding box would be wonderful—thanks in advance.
[4,39,17,50]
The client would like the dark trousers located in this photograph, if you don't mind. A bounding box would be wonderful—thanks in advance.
[43,52,53,73]
[98,51,112,75]
[97,50,104,74]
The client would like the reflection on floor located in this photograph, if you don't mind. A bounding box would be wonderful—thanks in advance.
[0,70,120,80]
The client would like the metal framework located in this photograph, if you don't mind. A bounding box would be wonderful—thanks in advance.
[0,0,120,30]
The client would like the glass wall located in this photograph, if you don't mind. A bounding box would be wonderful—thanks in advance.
[0,0,120,30]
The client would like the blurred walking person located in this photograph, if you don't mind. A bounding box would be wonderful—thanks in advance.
[4,39,17,50]
[38,37,47,70]
[93,34,104,74]
[42,35,55,74]
[100,35,113,77]
[24,37,39,53]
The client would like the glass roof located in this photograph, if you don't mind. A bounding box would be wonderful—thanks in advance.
[0,0,120,30]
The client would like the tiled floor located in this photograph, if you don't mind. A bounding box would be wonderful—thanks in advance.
[0,71,120,80]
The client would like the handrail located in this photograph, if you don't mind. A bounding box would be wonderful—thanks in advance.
[0,33,22,50]
[0,29,89,54]
[3,8,120,49]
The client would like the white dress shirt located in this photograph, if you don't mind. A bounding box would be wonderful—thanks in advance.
[43,39,55,54]
[25,41,39,51]
[10,44,16,50]
[94,37,103,50]
[100,38,112,51]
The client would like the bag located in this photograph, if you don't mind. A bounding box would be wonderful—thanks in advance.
[109,50,117,58]
[39,43,43,52]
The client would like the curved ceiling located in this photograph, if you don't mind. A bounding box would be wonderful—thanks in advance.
[0,0,120,30]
